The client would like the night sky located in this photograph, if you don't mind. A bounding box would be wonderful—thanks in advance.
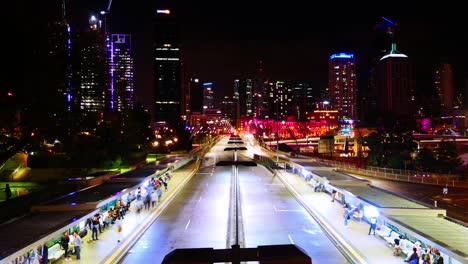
[12,1,468,110]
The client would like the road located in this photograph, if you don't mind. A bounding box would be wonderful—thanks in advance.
[119,136,347,263]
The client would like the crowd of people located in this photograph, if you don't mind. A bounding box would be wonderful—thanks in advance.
[391,236,445,264]
[53,172,172,262]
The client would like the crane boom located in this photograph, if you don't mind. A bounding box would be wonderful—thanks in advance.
[106,0,113,12]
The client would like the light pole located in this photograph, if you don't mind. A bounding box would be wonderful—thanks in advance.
[276,99,279,165]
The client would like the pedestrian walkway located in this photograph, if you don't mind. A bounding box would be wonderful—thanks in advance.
[277,170,406,264]
[53,161,199,264]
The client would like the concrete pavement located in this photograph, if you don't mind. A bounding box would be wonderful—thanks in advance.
[51,155,406,264]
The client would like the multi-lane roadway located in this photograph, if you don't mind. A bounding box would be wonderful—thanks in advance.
[119,136,348,263]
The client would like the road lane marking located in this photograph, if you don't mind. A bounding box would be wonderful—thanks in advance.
[273,205,301,212]
[288,234,295,244]
[185,219,191,230]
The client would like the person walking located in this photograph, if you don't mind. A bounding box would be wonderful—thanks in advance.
[60,231,70,261]
[368,217,377,235]
[72,231,82,260]
[5,184,12,200]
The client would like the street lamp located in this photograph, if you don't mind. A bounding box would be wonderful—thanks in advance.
[276,99,279,165]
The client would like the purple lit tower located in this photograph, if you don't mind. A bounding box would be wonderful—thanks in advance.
[109,34,134,122]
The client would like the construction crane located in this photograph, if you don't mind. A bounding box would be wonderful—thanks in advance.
[375,16,399,54]
[376,16,397,42]
[100,0,113,33]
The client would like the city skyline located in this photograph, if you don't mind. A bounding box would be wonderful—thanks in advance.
[12,1,468,118]
[105,1,468,108]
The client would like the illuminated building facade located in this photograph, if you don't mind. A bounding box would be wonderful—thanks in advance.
[73,15,108,120]
[221,96,236,123]
[328,53,357,121]
[235,79,254,118]
[153,8,182,126]
[290,82,315,121]
[109,34,134,120]
[203,82,215,112]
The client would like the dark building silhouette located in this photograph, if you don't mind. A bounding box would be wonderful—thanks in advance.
[189,78,203,114]
[375,49,416,120]
[153,8,182,126]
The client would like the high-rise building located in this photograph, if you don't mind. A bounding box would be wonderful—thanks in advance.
[290,82,315,121]
[47,19,73,124]
[153,8,182,126]
[364,17,399,124]
[203,82,215,112]
[108,34,134,121]
[221,96,236,123]
[189,78,203,114]
[435,63,455,112]
[234,79,253,118]
[328,53,357,121]
[375,45,415,119]
[253,58,269,119]
[267,81,290,120]
[73,14,108,122]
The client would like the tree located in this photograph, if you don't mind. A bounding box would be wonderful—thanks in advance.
[433,139,463,173]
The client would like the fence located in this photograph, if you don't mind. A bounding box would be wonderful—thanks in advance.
[315,158,468,188]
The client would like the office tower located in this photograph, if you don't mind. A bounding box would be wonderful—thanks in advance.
[435,63,455,112]
[108,34,134,122]
[234,79,254,118]
[290,82,315,121]
[153,8,182,126]
[328,53,357,121]
[364,17,399,124]
[253,58,269,119]
[73,14,108,122]
[189,78,203,114]
[375,46,415,119]
[203,82,215,112]
[46,17,73,124]
[267,81,289,120]
[221,96,236,123]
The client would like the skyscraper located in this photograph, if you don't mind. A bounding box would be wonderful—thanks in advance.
[435,63,455,112]
[375,47,415,119]
[328,53,357,121]
[153,8,182,126]
[203,82,215,112]
[108,34,134,122]
[189,77,203,114]
[73,14,108,122]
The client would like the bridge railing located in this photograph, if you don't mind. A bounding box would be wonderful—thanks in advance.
[316,158,468,188]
